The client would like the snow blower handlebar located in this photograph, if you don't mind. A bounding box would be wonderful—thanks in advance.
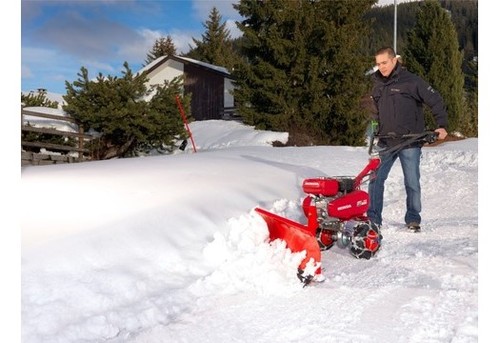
[369,131,438,157]
[354,158,381,188]
[362,131,438,186]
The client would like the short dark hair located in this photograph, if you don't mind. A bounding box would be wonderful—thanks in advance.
[375,47,396,58]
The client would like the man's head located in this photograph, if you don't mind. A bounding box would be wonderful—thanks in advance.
[375,47,398,77]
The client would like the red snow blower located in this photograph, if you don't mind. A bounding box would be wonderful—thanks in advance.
[255,131,438,285]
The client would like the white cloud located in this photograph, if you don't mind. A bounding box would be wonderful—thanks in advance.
[116,28,163,63]
[226,19,243,39]
[79,59,115,74]
[191,0,241,21]
[22,65,33,79]
[188,1,243,41]
[170,30,199,54]
[21,46,59,64]
[117,27,201,60]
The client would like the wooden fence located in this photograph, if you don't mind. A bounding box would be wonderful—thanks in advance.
[21,109,96,166]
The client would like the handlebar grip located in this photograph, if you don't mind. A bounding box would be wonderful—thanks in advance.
[425,132,438,144]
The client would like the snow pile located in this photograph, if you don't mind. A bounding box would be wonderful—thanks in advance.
[186,119,289,151]
[21,120,478,343]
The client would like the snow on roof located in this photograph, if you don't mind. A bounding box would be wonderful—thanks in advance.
[136,55,169,76]
[139,55,231,78]
[172,55,230,75]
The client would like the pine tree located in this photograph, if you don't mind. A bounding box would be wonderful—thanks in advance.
[186,7,237,70]
[21,89,59,108]
[403,0,464,133]
[145,78,190,153]
[144,35,177,65]
[233,0,376,146]
[63,62,188,159]
[362,1,477,64]
[462,58,478,137]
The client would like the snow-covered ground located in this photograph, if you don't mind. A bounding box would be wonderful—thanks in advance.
[21,120,479,342]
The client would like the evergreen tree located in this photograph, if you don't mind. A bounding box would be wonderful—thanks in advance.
[21,89,59,108]
[403,0,464,133]
[233,0,376,146]
[362,1,477,64]
[186,7,237,70]
[462,58,478,137]
[363,1,421,56]
[439,0,477,65]
[144,78,191,154]
[144,35,177,65]
[63,62,188,159]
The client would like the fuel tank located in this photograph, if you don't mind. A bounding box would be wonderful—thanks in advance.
[302,178,339,196]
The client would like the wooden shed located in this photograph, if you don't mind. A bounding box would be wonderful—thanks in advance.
[141,55,235,121]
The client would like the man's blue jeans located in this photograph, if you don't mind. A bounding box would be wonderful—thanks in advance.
[367,147,422,226]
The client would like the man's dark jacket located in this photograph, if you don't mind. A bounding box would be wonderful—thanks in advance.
[371,62,448,147]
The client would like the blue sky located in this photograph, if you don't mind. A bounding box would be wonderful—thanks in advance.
[21,0,244,95]
[20,0,416,95]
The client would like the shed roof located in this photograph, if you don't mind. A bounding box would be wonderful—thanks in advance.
[139,55,232,79]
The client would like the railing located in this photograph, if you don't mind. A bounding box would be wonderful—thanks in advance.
[21,109,96,165]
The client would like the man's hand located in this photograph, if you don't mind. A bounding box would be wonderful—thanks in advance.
[435,128,448,140]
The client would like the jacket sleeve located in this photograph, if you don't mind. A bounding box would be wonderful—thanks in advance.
[368,95,379,121]
[415,77,448,129]
[370,83,380,122]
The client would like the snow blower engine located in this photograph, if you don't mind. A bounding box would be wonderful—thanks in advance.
[255,131,438,285]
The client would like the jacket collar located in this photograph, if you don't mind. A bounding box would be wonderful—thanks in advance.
[374,61,402,83]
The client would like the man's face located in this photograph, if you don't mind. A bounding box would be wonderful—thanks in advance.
[375,53,397,77]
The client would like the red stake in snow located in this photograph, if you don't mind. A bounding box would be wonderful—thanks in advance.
[175,95,197,153]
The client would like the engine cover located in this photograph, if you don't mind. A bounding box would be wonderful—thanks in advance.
[302,178,339,196]
[327,190,369,220]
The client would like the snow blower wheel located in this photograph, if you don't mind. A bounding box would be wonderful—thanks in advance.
[350,223,382,259]
[316,228,335,251]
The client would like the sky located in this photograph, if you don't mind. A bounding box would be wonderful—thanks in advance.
[21,0,417,95]
[16,113,483,342]
[21,0,244,95]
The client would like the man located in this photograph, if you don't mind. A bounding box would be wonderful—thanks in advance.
[367,47,448,232]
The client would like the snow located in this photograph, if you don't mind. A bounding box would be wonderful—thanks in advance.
[21,119,480,342]
[22,107,78,133]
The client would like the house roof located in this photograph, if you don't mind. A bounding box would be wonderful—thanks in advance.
[140,55,233,79]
